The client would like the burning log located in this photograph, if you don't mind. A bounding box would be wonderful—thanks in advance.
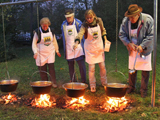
[30,94,56,108]
[0,93,23,105]
[99,96,132,113]
[60,96,90,111]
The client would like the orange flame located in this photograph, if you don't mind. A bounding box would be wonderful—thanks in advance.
[67,96,89,109]
[2,93,17,104]
[31,94,53,108]
[102,97,128,112]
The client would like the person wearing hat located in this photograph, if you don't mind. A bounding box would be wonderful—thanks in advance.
[119,4,154,97]
[61,9,86,83]
[32,17,61,88]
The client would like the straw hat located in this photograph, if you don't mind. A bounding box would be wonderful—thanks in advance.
[125,4,142,17]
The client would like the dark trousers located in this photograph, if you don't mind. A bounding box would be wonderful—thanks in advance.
[67,58,86,83]
[129,70,150,93]
[38,63,56,84]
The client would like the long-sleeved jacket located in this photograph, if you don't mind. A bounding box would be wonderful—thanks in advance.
[119,13,154,56]
[61,18,85,59]
[75,17,107,42]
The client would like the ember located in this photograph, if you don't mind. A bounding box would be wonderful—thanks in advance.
[0,93,18,104]
[31,94,56,108]
[62,96,89,111]
[100,97,130,112]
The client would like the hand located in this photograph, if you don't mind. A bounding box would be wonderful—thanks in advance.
[136,45,143,53]
[73,41,79,50]
[128,43,137,51]
[57,52,61,57]
[33,53,37,59]
[105,40,111,44]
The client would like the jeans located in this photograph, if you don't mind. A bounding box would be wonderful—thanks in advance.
[67,58,86,83]
[128,70,150,93]
[89,61,107,88]
[38,63,56,84]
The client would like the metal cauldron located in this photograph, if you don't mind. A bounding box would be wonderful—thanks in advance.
[30,71,53,94]
[30,81,52,94]
[62,82,88,98]
[0,80,19,92]
[104,83,129,98]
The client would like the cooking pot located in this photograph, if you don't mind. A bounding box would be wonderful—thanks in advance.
[30,71,53,94]
[0,80,18,92]
[104,83,128,98]
[30,81,52,94]
[62,82,88,98]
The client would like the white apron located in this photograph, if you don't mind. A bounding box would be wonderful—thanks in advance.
[36,27,55,66]
[84,25,104,64]
[129,29,152,71]
[65,20,84,60]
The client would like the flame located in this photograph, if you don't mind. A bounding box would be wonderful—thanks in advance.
[66,96,89,109]
[31,94,53,108]
[1,93,17,104]
[101,97,128,112]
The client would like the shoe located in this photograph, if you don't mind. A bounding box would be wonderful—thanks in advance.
[141,92,147,98]
[126,88,134,94]
[91,86,96,93]
[52,84,58,88]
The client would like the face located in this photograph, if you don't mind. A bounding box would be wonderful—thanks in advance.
[86,14,94,23]
[41,24,49,31]
[66,15,74,25]
[129,14,140,23]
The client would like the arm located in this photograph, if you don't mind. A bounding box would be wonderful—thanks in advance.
[73,25,86,50]
[119,18,130,46]
[52,34,61,57]
[32,32,38,59]
[75,25,86,44]
[139,16,154,52]
[98,17,107,36]
[119,18,137,51]
[98,18,110,44]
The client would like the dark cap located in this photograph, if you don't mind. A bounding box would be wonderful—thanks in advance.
[65,9,74,18]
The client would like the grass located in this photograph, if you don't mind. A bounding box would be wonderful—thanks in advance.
[0,35,160,120]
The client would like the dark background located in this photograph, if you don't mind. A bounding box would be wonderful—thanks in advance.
[0,0,159,61]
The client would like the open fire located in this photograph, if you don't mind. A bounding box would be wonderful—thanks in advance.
[31,94,56,108]
[0,93,18,104]
[61,96,89,110]
[99,96,130,112]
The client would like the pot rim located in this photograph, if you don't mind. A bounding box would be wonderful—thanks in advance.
[30,81,52,87]
[62,82,88,90]
[0,79,19,85]
[105,83,129,88]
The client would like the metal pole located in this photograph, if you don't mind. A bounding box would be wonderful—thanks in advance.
[151,0,158,107]
[0,0,51,6]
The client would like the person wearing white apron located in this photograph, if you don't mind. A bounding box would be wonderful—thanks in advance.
[74,10,111,92]
[32,17,61,88]
[119,4,154,97]
[61,9,86,83]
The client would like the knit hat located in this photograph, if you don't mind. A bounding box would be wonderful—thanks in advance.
[65,9,74,18]
[125,4,142,17]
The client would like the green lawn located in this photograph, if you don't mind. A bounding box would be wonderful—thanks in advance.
[0,36,160,120]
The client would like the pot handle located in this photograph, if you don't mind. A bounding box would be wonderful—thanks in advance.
[107,70,128,83]
[30,70,52,83]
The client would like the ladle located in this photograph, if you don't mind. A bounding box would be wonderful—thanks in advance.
[129,51,138,74]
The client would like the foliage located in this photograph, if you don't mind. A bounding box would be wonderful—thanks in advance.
[0,0,159,62]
